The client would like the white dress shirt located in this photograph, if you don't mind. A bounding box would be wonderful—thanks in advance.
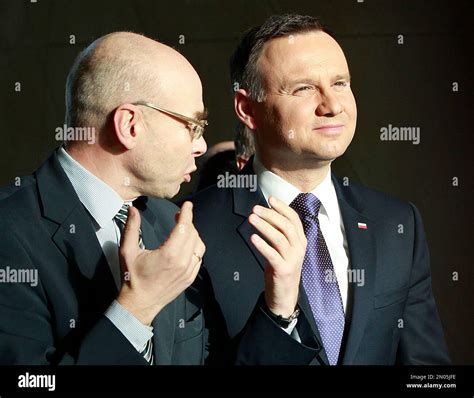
[253,155,350,312]
[57,146,153,353]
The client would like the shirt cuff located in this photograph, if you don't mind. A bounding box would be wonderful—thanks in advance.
[281,318,298,336]
[281,319,302,343]
[104,300,154,353]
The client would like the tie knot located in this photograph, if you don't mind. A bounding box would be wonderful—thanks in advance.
[290,193,321,219]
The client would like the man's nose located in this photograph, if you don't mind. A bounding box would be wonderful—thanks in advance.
[316,91,343,117]
[192,136,207,158]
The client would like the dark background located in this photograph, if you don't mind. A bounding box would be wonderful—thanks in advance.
[0,0,472,364]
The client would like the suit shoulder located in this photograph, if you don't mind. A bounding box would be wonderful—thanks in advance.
[144,197,180,231]
[191,184,232,203]
[334,176,417,220]
[0,175,39,212]
[146,196,179,213]
[189,184,233,213]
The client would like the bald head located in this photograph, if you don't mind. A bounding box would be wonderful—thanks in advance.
[65,32,198,134]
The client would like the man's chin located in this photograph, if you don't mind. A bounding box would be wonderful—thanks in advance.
[140,184,180,200]
[173,183,182,197]
[314,142,351,161]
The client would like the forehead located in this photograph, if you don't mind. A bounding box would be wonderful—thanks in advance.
[257,31,349,83]
[157,61,204,113]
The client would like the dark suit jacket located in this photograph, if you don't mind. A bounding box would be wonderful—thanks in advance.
[191,160,451,365]
[0,150,320,365]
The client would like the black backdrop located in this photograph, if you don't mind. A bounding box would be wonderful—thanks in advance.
[0,0,472,364]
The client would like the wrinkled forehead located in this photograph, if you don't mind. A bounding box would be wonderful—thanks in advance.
[257,31,350,85]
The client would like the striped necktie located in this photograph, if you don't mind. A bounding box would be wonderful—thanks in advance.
[114,202,145,250]
[114,202,154,365]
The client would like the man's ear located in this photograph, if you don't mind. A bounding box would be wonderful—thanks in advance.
[234,89,258,131]
[113,103,143,150]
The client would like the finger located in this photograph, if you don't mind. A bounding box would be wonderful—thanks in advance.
[252,204,301,247]
[119,206,142,258]
[176,201,193,225]
[249,213,290,257]
[186,236,205,281]
[189,253,203,284]
[191,241,205,268]
[268,196,306,243]
[194,237,206,260]
[165,202,196,251]
[250,233,283,269]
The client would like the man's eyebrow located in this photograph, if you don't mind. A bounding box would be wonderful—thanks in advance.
[283,73,351,87]
[194,108,208,120]
[333,73,351,81]
[284,78,316,86]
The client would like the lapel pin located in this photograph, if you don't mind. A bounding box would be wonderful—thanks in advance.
[357,222,368,229]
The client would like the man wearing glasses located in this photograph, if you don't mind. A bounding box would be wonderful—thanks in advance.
[0,32,319,364]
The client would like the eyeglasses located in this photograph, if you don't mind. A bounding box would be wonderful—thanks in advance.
[132,101,208,141]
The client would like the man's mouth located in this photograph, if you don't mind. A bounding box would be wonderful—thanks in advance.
[183,167,197,183]
[313,124,344,135]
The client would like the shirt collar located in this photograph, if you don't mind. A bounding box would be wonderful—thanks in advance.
[253,154,339,221]
[57,146,125,228]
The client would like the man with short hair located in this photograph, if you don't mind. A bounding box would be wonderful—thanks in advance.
[192,14,451,365]
[0,31,319,365]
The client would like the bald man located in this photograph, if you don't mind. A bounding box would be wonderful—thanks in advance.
[0,32,319,365]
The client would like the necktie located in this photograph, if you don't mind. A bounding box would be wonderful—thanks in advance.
[114,203,145,250]
[114,202,154,365]
[290,193,345,365]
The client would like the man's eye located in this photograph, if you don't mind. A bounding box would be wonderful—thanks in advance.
[334,81,349,88]
[294,86,314,93]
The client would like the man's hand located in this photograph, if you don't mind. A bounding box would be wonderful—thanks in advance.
[249,196,307,317]
[117,201,205,325]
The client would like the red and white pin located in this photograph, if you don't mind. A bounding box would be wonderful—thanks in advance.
[357,222,368,229]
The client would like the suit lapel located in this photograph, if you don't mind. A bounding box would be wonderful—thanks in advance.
[37,150,117,311]
[332,175,377,364]
[235,197,268,271]
[234,160,268,270]
[51,206,118,309]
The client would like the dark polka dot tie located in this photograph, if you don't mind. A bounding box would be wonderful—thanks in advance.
[114,203,154,365]
[290,193,345,365]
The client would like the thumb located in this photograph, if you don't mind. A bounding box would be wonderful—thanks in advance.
[119,206,142,256]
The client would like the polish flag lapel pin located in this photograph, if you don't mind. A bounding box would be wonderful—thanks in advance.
[357,222,368,229]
